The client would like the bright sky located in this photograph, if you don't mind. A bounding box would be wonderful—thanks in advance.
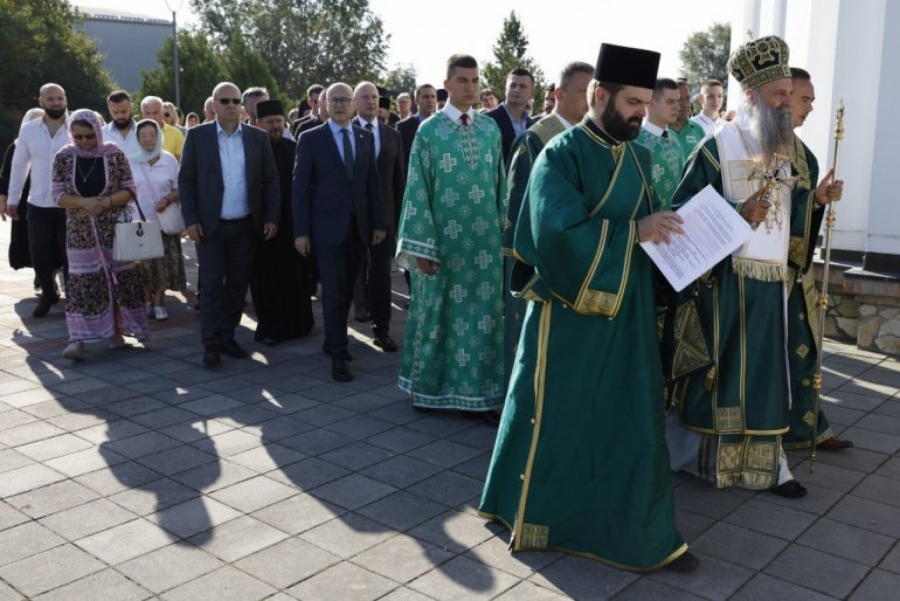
[73,0,739,87]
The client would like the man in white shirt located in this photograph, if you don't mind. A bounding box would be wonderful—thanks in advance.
[691,78,724,135]
[5,83,70,317]
[102,90,141,157]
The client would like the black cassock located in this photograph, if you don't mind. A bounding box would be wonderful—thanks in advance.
[1,142,32,270]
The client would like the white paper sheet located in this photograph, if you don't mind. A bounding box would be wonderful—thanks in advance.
[640,185,752,292]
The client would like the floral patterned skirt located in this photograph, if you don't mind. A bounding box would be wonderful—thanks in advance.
[144,233,187,293]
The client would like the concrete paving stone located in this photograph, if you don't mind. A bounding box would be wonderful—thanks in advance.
[72,384,144,406]
[855,412,900,436]
[849,569,900,600]
[32,568,153,601]
[45,409,114,432]
[199,429,266,457]
[813,446,889,473]
[0,580,24,601]
[227,443,307,474]
[320,441,395,471]
[168,458,256,493]
[874,400,900,420]
[466,533,562,580]
[292,382,357,403]
[822,391,885,412]
[0,501,28,532]
[730,574,838,601]
[97,368,157,387]
[209,474,298,513]
[211,405,281,429]
[102,430,183,459]
[765,544,869,598]
[0,379,42,396]
[149,385,214,406]
[691,521,789,570]
[325,414,396,440]
[0,409,39,431]
[407,440,484,469]
[880,543,900,575]
[172,367,240,387]
[797,517,895,566]
[157,566,273,601]
[128,406,197,429]
[299,512,395,558]
[286,561,397,601]
[613,579,708,601]
[176,394,245,417]
[408,555,520,601]
[108,477,199,516]
[186,515,288,562]
[827,495,900,537]
[492,580,571,600]
[407,470,485,507]
[408,509,500,555]
[0,387,64,409]
[672,478,751,520]
[356,490,449,532]
[251,493,345,535]
[722,497,818,540]
[280,428,355,456]
[0,421,67,447]
[159,418,234,443]
[249,415,317,442]
[853,474,900,508]
[672,509,716,543]
[361,455,443,489]
[0,543,106,598]
[235,537,341,589]
[75,517,173,564]
[377,587,436,601]
[293,404,357,427]
[366,426,439,454]
[73,460,161,496]
[367,401,428,425]
[762,483,844,516]
[0,449,33,474]
[647,552,754,599]
[46,377,112,396]
[0,521,66,567]
[7,479,99,519]
[448,424,501,451]
[309,473,397,511]
[405,414,478,437]
[0,463,67,498]
[73,418,149,444]
[15,432,94,462]
[38,497,137,540]
[839,379,899,400]
[141,358,198,377]
[875,457,900,481]
[135,444,218,476]
[116,542,226,594]
[146,496,242,539]
[792,460,868,493]
[353,535,455,583]
[331,391,399,414]
[253,393,320,415]
[452,452,492,480]
[43,445,128,478]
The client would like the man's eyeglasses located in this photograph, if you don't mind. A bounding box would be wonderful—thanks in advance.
[72,133,96,141]
[216,98,241,105]
[164,112,171,117]
[327,97,352,106]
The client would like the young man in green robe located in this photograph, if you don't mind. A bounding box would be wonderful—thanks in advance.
[665,37,844,497]
[783,67,852,452]
[502,61,594,390]
[395,54,507,412]
[636,78,685,210]
[671,80,707,163]
[481,43,697,573]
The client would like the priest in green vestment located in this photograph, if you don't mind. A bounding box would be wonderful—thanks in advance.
[783,67,852,451]
[481,43,697,573]
[396,54,507,412]
[664,37,844,497]
[502,61,594,390]
[636,78,685,210]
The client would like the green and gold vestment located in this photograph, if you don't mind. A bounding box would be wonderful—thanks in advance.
[636,125,685,210]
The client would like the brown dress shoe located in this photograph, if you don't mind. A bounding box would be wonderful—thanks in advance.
[818,436,854,451]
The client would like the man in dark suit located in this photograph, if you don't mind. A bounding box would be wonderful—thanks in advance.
[180,82,280,367]
[486,67,536,165]
[351,82,406,352]
[397,84,437,167]
[293,82,386,382]
[291,83,324,137]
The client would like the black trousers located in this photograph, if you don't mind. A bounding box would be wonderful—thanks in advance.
[197,217,256,349]
[26,205,67,299]
[352,235,394,334]
[315,219,364,359]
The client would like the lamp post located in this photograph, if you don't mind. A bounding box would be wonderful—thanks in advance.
[165,0,184,109]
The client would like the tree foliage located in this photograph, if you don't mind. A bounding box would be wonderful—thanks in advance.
[678,22,732,88]
[0,0,115,147]
[221,30,284,102]
[190,0,390,102]
[381,64,418,97]
[481,11,547,110]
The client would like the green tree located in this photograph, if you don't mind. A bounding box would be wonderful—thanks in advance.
[139,30,227,117]
[191,0,390,101]
[0,0,115,147]
[481,11,547,110]
[678,22,732,88]
[221,29,285,104]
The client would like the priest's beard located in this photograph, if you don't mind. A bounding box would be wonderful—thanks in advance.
[743,91,794,163]
[600,101,642,141]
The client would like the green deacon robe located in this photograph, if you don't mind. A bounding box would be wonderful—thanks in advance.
[670,119,707,164]
[783,137,833,449]
[636,125,686,210]
[480,119,687,571]
[668,133,820,489]
[396,111,507,411]
[502,113,569,390]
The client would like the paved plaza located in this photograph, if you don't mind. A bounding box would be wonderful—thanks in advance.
[1,233,899,600]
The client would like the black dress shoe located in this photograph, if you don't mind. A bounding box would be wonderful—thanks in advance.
[332,358,353,382]
[220,339,249,359]
[355,310,371,323]
[373,332,398,352]
[322,346,353,361]
[771,480,808,499]
[32,294,60,317]
[481,410,502,426]
[665,552,700,573]
[202,348,221,368]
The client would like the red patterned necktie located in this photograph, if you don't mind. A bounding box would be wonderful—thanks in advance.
[460,113,469,127]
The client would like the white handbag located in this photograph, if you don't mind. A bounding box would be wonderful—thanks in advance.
[157,203,186,235]
[112,201,164,262]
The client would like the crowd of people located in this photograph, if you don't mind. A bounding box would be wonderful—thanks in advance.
[0,34,851,574]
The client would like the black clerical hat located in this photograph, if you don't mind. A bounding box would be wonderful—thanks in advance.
[593,43,660,90]
[378,96,391,110]
[436,88,448,102]
[255,99,283,119]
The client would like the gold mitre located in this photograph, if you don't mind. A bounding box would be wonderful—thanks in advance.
[727,35,791,90]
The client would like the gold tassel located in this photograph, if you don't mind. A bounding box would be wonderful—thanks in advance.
[704,366,717,391]
[732,257,788,282]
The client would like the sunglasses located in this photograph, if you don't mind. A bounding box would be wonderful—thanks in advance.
[72,133,96,141]
[217,98,241,105]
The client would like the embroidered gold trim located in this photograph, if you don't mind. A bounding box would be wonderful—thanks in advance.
[520,524,549,549]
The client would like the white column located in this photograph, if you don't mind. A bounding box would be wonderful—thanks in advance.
[772,0,788,37]
[728,0,763,112]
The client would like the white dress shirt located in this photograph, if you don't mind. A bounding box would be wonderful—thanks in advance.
[641,120,670,138]
[7,118,69,209]
[441,103,477,126]
[103,120,141,157]
[215,121,249,219]
[551,111,574,130]
[354,116,381,157]
[691,113,719,136]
